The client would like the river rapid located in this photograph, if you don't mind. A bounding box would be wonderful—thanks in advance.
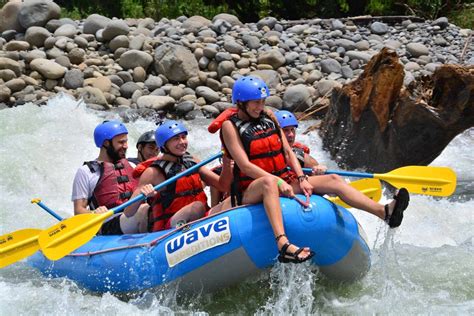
[0,94,472,315]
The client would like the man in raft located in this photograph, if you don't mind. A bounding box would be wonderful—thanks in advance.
[128,130,160,166]
[71,121,149,235]
[275,110,324,173]
[124,120,232,233]
[208,75,410,264]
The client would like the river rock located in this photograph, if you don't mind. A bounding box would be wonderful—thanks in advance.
[18,0,61,29]
[24,26,51,47]
[182,16,212,34]
[257,49,286,69]
[0,85,11,102]
[5,78,25,92]
[154,43,199,82]
[83,14,111,35]
[119,49,153,70]
[64,69,84,89]
[195,86,220,103]
[29,58,66,79]
[406,43,430,57]
[80,86,108,106]
[0,57,22,76]
[4,40,30,51]
[102,20,130,41]
[137,95,175,110]
[282,84,312,111]
[0,69,16,81]
[0,1,23,32]
[54,24,77,38]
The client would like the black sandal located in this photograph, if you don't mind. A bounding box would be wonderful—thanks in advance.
[385,188,410,228]
[276,234,315,264]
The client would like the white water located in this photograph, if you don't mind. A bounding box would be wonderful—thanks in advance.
[0,94,472,314]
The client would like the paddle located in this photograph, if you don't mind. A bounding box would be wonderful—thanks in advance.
[0,229,43,268]
[303,165,456,197]
[328,178,382,208]
[0,200,66,268]
[38,152,224,261]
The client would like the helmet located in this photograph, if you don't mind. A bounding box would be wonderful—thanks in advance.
[94,120,128,148]
[232,75,270,104]
[136,130,156,148]
[275,110,299,128]
[155,120,188,148]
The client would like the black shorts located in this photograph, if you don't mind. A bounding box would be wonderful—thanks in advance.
[99,216,123,235]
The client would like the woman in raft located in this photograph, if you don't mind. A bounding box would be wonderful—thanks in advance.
[208,75,410,264]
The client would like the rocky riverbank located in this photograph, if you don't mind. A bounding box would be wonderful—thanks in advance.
[0,1,472,120]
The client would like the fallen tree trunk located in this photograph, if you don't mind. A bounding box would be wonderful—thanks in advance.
[319,48,474,172]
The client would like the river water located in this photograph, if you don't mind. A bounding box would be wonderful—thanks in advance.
[0,94,472,315]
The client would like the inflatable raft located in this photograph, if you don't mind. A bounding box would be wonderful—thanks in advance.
[28,194,371,294]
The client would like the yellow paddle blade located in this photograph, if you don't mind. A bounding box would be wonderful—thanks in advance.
[328,178,382,208]
[0,229,42,268]
[375,166,457,197]
[38,211,113,261]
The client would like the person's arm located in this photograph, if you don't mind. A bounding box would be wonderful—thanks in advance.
[71,167,95,215]
[124,167,163,217]
[73,198,90,215]
[199,156,233,192]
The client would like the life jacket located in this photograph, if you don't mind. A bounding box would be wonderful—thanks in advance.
[147,153,208,232]
[292,142,310,167]
[133,156,159,179]
[225,113,294,205]
[85,159,138,210]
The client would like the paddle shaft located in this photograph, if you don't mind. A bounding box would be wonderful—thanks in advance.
[31,199,63,221]
[111,151,224,215]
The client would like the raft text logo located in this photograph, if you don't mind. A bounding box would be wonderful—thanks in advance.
[165,217,231,267]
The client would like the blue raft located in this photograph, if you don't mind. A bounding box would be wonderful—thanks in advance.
[28,195,371,293]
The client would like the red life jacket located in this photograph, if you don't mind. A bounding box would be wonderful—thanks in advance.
[225,114,294,206]
[85,159,138,209]
[292,142,310,167]
[133,156,159,179]
[208,108,238,134]
[147,153,208,232]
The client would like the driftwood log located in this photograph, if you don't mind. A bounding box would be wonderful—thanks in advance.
[319,48,474,172]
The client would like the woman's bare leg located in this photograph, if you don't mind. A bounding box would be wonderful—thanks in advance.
[292,174,397,219]
[169,201,206,227]
[242,176,312,259]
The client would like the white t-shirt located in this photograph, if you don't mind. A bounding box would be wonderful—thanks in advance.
[71,162,100,201]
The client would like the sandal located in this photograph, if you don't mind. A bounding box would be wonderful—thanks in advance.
[276,234,315,264]
[385,188,410,228]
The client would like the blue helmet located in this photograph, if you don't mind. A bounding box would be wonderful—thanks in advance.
[232,75,270,104]
[275,110,299,128]
[94,120,128,148]
[155,120,188,148]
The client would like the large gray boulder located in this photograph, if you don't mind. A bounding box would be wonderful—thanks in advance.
[25,26,51,47]
[18,0,61,29]
[154,43,199,82]
[83,14,111,35]
[0,1,23,32]
[282,84,312,111]
[257,49,286,69]
[181,16,212,34]
[119,50,153,70]
[102,20,130,41]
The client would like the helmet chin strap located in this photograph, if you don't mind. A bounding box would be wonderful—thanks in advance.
[161,145,184,162]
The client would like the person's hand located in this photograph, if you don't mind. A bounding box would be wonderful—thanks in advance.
[299,179,313,197]
[312,165,327,175]
[222,156,234,171]
[92,206,108,214]
[141,184,156,198]
[277,178,294,197]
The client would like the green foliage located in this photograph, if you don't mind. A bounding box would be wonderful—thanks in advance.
[448,5,474,29]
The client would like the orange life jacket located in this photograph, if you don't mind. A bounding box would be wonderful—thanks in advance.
[208,108,238,134]
[225,114,294,205]
[292,142,310,167]
[85,159,138,209]
[132,156,159,179]
[147,154,208,232]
